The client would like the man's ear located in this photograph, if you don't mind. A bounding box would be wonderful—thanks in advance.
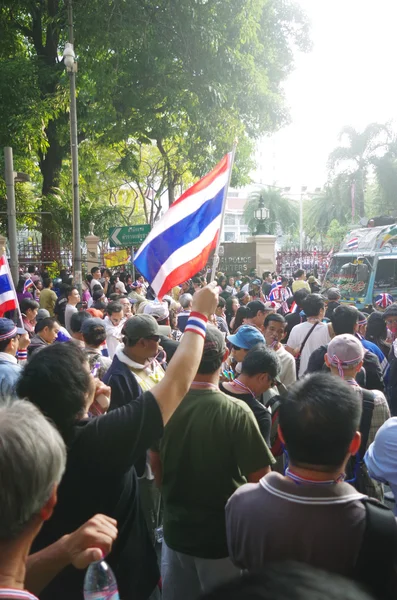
[39,485,58,522]
[324,353,330,368]
[349,431,361,457]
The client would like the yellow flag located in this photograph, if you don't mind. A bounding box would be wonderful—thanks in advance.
[103,249,129,268]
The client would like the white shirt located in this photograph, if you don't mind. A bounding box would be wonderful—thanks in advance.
[287,320,331,377]
[104,315,125,359]
[64,304,78,334]
[276,344,296,387]
[0,352,17,364]
[90,278,103,291]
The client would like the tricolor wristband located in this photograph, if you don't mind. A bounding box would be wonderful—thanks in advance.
[185,312,208,339]
[17,350,28,361]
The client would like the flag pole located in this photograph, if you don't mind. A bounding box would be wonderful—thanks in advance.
[211,139,238,282]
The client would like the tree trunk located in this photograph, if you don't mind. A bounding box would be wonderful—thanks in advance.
[156,138,176,207]
[31,1,69,262]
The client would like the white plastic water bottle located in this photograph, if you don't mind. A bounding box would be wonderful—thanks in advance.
[83,559,120,600]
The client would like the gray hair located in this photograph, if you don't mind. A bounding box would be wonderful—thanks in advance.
[0,400,66,540]
[179,293,193,309]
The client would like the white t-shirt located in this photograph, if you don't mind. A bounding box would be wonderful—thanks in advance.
[90,278,103,291]
[276,344,297,387]
[64,304,78,334]
[287,321,331,378]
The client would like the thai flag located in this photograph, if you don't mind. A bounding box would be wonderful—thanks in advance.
[23,278,34,293]
[346,237,359,250]
[268,281,282,302]
[289,301,298,314]
[375,293,394,309]
[134,154,232,298]
[0,255,18,316]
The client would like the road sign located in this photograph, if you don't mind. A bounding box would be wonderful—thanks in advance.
[109,224,151,248]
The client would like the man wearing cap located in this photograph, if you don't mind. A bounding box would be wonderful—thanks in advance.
[82,318,112,381]
[0,318,29,399]
[227,325,266,375]
[104,314,165,410]
[306,305,385,392]
[104,313,166,544]
[249,279,265,301]
[325,287,341,320]
[324,334,390,500]
[152,325,275,600]
[237,289,250,306]
[220,345,277,445]
[244,300,269,333]
[128,280,147,309]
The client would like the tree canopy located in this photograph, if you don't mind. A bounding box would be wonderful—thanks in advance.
[0,0,311,245]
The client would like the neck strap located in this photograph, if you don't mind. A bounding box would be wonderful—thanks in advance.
[286,467,344,485]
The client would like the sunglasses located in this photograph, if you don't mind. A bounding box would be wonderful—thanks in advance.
[232,344,242,351]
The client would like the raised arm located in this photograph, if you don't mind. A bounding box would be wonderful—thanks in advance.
[152,282,218,425]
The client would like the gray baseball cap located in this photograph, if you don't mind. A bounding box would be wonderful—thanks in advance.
[326,334,364,376]
[122,314,160,340]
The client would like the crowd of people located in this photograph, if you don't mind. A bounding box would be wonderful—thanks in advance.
[1,263,397,600]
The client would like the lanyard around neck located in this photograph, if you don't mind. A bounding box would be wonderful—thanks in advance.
[285,467,344,485]
[190,381,218,391]
[231,378,256,399]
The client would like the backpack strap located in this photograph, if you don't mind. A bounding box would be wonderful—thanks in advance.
[358,389,375,459]
[297,322,318,358]
[354,498,397,599]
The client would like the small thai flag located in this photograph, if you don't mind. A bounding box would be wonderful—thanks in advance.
[0,255,18,316]
[375,293,393,309]
[23,278,34,293]
[346,237,359,250]
[268,281,282,302]
[289,301,298,314]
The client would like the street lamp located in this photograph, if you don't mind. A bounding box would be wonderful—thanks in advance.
[63,2,82,292]
[254,195,270,235]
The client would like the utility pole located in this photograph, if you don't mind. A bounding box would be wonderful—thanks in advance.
[4,147,18,284]
[64,0,82,293]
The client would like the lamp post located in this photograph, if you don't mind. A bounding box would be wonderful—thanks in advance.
[254,195,270,235]
[63,0,82,292]
[4,147,30,284]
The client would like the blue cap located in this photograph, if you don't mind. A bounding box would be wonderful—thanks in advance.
[0,318,25,341]
[227,325,265,350]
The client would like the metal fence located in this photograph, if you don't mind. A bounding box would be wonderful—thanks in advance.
[276,250,331,278]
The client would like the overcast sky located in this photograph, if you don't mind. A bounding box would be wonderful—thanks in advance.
[253,0,397,194]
